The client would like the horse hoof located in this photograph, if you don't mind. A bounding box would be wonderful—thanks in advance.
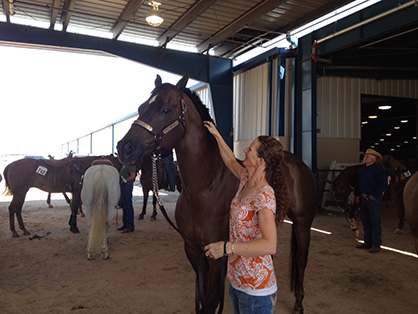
[70,227,80,234]
[393,228,402,234]
[293,307,304,314]
[138,214,144,220]
[12,232,19,238]
[151,216,156,221]
[48,204,54,208]
[87,254,95,260]
[101,253,109,260]
[23,230,31,236]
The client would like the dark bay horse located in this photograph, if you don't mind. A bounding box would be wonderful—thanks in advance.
[403,171,418,254]
[381,155,413,231]
[138,155,182,220]
[3,154,121,237]
[117,73,316,314]
[329,164,363,236]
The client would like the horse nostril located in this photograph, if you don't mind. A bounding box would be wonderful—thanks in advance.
[123,143,134,157]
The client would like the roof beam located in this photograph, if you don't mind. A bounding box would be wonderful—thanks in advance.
[275,0,353,34]
[111,0,144,40]
[49,0,61,30]
[60,0,77,32]
[197,0,288,53]
[2,0,11,22]
[157,0,216,47]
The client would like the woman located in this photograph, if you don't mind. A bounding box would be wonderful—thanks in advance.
[203,121,289,314]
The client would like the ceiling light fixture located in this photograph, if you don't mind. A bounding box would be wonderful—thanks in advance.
[378,105,391,110]
[401,119,408,123]
[394,126,400,130]
[146,1,164,27]
[368,115,378,119]
[361,121,368,125]
[386,133,392,136]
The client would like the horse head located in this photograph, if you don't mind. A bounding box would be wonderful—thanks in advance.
[117,73,190,165]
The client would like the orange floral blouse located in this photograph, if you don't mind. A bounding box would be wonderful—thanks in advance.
[227,170,277,296]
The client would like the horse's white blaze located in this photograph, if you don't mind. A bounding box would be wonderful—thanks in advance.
[81,165,120,260]
[149,95,157,104]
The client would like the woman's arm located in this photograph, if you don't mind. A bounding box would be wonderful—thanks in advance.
[204,208,277,259]
[203,121,244,179]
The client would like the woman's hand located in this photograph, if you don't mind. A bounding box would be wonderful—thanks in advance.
[204,241,224,260]
[203,121,220,138]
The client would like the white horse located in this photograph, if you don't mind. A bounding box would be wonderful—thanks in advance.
[403,171,418,254]
[81,164,120,260]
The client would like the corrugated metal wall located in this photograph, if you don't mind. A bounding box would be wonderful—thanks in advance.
[317,77,418,139]
[233,63,269,142]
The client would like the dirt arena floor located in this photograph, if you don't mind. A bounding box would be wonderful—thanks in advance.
[0,186,417,314]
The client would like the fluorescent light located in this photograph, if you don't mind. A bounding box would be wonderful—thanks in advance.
[378,105,391,110]
[368,115,378,119]
[401,120,408,123]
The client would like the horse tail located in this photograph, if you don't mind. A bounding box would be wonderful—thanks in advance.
[2,164,13,196]
[290,225,298,292]
[87,171,109,256]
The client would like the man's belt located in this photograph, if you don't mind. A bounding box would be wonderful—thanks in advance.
[361,193,370,200]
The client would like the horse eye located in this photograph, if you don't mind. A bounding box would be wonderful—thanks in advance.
[162,108,170,114]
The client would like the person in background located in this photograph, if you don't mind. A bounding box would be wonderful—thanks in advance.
[161,150,176,192]
[118,164,137,233]
[203,121,289,314]
[355,148,388,253]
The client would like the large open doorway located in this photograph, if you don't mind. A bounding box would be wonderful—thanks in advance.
[361,94,418,162]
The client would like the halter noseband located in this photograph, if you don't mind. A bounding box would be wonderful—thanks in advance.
[132,97,187,147]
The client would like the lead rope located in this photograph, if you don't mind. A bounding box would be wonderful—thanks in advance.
[151,153,225,314]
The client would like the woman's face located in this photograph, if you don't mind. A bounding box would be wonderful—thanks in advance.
[243,139,261,168]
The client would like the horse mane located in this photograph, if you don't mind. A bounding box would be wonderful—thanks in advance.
[183,88,214,123]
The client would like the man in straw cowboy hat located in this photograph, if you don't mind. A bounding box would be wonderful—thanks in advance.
[354,148,388,253]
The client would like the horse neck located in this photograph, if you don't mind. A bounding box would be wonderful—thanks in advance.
[175,114,229,189]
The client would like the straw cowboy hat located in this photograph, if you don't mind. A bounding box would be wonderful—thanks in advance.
[363,148,383,161]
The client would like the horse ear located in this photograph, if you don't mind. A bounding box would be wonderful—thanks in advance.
[176,71,189,90]
[155,75,162,87]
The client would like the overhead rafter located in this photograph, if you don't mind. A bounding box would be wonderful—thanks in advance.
[111,0,144,40]
[275,0,353,34]
[60,0,76,32]
[2,0,11,22]
[49,0,61,30]
[157,0,216,47]
[196,0,288,53]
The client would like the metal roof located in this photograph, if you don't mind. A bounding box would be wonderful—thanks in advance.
[1,0,353,59]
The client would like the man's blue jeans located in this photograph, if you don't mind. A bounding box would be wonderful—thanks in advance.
[121,183,134,229]
[359,197,382,247]
[229,284,275,314]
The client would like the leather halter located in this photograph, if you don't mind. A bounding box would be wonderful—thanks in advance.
[132,97,187,149]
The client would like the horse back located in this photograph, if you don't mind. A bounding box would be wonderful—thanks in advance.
[282,151,317,221]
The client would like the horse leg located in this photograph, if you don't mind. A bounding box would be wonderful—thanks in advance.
[139,189,148,220]
[69,192,81,233]
[9,193,30,238]
[151,194,157,220]
[101,236,109,260]
[184,243,225,314]
[47,193,53,208]
[290,223,312,314]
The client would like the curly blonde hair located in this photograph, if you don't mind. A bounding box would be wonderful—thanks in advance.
[257,136,290,223]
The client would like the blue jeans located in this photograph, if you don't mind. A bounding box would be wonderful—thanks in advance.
[162,154,175,191]
[121,183,134,229]
[359,198,382,247]
[229,284,276,314]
